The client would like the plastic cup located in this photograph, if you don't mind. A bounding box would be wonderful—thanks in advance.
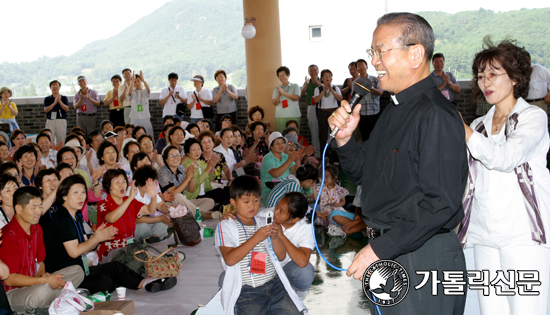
[116,287,126,300]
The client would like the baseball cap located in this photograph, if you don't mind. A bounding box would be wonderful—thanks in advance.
[104,131,118,138]
[284,133,301,149]
[190,75,204,83]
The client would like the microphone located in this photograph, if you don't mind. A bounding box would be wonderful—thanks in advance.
[329,77,373,139]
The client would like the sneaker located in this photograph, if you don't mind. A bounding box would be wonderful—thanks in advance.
[145,277,177,293]
[327,225,346,238]
[177,251,186,262]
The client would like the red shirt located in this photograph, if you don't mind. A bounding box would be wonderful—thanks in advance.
[0,218,46,292]
[297,135,309,148]
[96,195,144,259]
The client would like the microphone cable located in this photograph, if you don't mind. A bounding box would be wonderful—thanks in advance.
[310,140,383,315]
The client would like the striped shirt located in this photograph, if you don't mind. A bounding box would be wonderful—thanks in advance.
[236,222,275,287]
[265,176,301,208]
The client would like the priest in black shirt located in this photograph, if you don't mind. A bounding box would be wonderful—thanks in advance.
[329,13,467,315]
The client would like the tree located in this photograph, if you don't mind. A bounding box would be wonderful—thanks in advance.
[29,83,37,97]
[20,87,28,97]
[231,70,247,89]
[70,82,77,94]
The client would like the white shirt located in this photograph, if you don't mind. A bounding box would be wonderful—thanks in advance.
[40,149,57,169]
[134,188,162,205]
[89,149,100,171]
[466,98,550,249]
[214,144,236,173]
[121,82,132,108]
[159,85,187,117]
[314,86,342,109]
[527,63,550,99]
[280,219,315,266]
[187,88,213,119]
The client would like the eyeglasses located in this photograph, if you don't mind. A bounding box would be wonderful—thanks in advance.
[168,153,181,159]
[476,72,507,83]
[366,43,416,60]
[141,141,153,146]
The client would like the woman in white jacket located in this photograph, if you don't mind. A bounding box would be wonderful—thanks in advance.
[458,38,550,315]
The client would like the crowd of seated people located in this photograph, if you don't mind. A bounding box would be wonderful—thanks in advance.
[0,64,378,313]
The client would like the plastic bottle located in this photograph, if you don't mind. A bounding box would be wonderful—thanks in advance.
[195,207,203,226]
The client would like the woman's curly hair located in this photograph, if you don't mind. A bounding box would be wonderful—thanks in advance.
[471,36,532,103]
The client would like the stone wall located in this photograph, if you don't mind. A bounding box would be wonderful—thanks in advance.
[10,81,489,143]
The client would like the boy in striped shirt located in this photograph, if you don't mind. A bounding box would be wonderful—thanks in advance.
[215,175,305,315]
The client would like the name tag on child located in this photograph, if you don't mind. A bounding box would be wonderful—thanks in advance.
[51,111,57,120]
[113,99,119,107]
[250,251,266,274]
[282,100,288,108]
[81,104,87,112]
[138,104,143,112]
[196,102,201,110]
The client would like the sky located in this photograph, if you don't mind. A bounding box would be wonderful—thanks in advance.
[1,0,548,64]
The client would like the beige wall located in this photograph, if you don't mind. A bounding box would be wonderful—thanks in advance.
[243,0,282,129]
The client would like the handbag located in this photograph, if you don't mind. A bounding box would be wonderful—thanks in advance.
[111,242,148,275]
[195,91,214,119]
[134,247,182,278]
[201,105,214,119]
[172,211,201,245]
[48,281,94,315]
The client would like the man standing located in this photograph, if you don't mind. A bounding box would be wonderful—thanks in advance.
[341,61,359,101]
[118,68,134,124]
[430,53,461,104]
[43,80,69,144]
[0,186,84,312]
[300,65,322,155]
[526,54,550,114]
[354,59,383,141]
[73,75,99,137]
[159,73,187,121]
[329,13,467,314]
[103,75,125,127]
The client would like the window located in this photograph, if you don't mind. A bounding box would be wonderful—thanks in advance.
[309,25,323,41]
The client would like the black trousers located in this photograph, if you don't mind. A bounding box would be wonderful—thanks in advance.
[317,109,335,147]
[80,261,143,294]
[0,284,11,314]
[109,109,125,128]
[359,113,380,141]
[199,186,230,208]
[369,231,467,315]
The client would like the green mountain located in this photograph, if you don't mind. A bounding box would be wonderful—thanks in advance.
[1,6,549,96]
[0,0,246,96]
[419,7,550,79]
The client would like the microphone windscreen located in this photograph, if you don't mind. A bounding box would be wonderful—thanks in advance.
[353,77,373,97]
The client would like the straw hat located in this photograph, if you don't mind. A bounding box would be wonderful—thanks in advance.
[0,87,12,97]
